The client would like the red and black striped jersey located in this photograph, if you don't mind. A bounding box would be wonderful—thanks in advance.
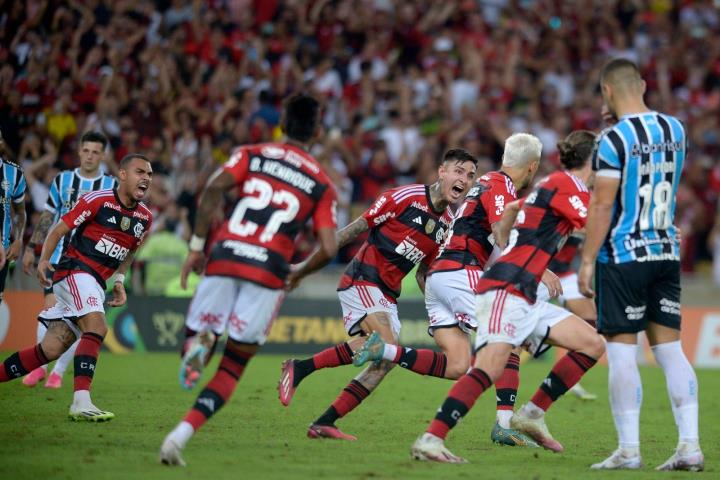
[430,171,517,274]
[547,234,583,277]
[475,171,590,303]
[205,143,337,289]
[338,184,452,301]
[55,188,153,288]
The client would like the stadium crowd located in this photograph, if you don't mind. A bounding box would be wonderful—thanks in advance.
[1,0,720,293]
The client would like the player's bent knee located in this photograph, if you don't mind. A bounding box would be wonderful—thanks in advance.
[444,361,468,380]
[582,334,605,359]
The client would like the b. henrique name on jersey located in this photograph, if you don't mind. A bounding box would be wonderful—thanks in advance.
[205,144,337,289]
[338,184,453,301]
[475,171,590,303]
[54,188,153,288]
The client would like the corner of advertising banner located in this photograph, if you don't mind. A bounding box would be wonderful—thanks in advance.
[2,292,719,368]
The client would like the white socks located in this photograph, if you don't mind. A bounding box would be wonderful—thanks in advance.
[73,390,92,407]
[496,410,513,429]
[651,340,699,446]
[168,421,195,449]
[53,338,79,376]
[520,401,544,418]
[382,344,398,361]
[606,342,642,450]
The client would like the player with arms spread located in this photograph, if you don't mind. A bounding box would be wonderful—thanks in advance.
[278,149,476,440]
[159,94,338,467]
[410,138,603,463]
[579,58,703,471]
[23,131,117,389]
[0,154,153,422]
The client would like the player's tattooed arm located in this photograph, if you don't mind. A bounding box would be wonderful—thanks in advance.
[415,263,429,294]
[28,210,54,247]
[336,216,369,248]
[7,199,27,261]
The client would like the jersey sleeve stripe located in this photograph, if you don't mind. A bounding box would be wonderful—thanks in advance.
[390,185,425,201]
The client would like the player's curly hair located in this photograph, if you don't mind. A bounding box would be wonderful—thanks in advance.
[283,93,320,142]
[557,130,596,170]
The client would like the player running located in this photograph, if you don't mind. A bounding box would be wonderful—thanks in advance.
[159,94,338,467]
[278,149,477,440]
[410,132,604,463]
[579,58,703,471]
[0,154,153,422]
[354,133,542,446]
[357,131,604,449]
[22,131,116,389]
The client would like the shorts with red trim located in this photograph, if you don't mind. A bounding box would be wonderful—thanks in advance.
[38,272,106,337]
[474,288,572,357]
[185,276,285,344]
[425,268,481,336]
[337,284,400,338]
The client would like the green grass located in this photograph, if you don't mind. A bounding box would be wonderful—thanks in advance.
[0,353,716,479]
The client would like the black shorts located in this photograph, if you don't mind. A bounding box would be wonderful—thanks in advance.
[595,260,681,335]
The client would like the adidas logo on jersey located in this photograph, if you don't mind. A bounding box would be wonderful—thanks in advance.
[108,216,117,224]
[413,216,423,225]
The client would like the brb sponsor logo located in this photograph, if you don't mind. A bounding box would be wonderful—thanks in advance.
[74,210,92,226]
[95,237,129,261]
[395,236,426,264]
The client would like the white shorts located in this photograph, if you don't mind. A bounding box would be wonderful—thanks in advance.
[558,273,584,303]
[425,269,482,336]
[337,284,400,338]
[38,272,106,338]
[474,288,572,357]
[185,276,285,345]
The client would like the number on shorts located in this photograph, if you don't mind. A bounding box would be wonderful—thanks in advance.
[639,180,672,230]
[228,178,300,242]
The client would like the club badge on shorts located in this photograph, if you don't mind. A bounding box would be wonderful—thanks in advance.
[425,218,436,234]
[120,217,131,231]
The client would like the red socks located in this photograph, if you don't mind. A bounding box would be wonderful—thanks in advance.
[427,368,492,439]
[530,351,597,411]
[0,345,49,382]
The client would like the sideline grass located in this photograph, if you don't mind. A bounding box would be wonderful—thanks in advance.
[0,352,716,479]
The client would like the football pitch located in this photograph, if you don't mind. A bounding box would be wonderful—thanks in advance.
[1,352,716,479]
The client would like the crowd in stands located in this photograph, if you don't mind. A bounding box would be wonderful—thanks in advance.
[1,0,720,293]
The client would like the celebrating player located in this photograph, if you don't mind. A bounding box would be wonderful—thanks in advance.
[278,149,477,440]
[410,132,603,463]
[354,133,542,446]
[22,131,117,389]
[0,153,153,422]
[579,58,703,471]
[159,94,338,467]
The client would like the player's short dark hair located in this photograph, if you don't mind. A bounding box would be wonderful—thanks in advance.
[282,94,320,142]
[442,148,478,166]
[557,130,596,170]
[80,131,108,150]
[600,58,641,85]
[119,153,150,170]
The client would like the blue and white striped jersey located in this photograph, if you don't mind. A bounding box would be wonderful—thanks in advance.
[0,158,27,249]
[593,111,686,264]
[45,168,116,264]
